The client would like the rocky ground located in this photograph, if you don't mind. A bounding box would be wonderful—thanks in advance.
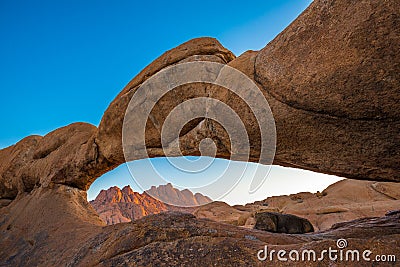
[1,184,399,266]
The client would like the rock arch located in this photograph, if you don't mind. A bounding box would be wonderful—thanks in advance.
[0,0,399,266]
[1,0,399,199]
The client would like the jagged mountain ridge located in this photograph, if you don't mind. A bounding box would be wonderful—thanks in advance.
[90,184,211,224]
[146,183,212,206]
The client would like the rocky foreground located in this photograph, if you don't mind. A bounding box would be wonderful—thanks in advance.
[0,0,399,266]
[1,185,399,266]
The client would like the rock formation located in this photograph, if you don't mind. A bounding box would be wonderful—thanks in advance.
[254,212,314,234]
[193,201,246,225]
[90,184,210,225]
[252,0,400,182]
[1,0,399,204]
[89,185,168,224]
[257,179,400,231]
[189,179,400,231]
[0,0,399,266]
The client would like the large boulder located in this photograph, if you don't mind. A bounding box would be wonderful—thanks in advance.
[253,0,400,181]
[254,212,314,234]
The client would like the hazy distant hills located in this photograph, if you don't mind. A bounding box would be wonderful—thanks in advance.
[146,183,212,206]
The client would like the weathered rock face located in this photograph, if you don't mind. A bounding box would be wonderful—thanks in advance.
[254,212,314,234]
[90,185,168,224]
[254,0,400,181]
[193,201,246,225]
[96,37,236,166]
[0,0,399,265]
[0,123,101,199]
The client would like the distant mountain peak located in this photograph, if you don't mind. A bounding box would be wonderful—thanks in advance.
[90,183,212,225]
[146,183,212,207]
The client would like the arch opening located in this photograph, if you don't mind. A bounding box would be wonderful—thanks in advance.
[88,158,344,206]
[88,157,400,231]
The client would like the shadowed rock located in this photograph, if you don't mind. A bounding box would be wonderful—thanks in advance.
[254,212,314,234]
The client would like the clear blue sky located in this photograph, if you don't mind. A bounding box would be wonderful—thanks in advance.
[0,0,312,146]
[0,0,343,205]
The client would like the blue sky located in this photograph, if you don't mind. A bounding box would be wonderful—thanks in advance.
[0,0,343,204]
